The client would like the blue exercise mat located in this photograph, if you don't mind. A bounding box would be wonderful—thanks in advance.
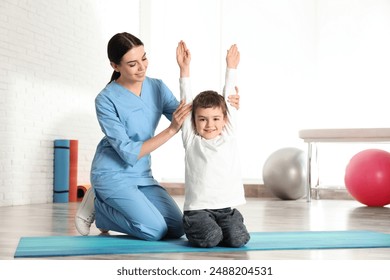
[53,139,70,203]
[14,230,390,258]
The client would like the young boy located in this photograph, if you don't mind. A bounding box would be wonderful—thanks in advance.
[176,41,250,248]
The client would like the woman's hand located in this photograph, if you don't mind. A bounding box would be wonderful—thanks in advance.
[138,100,191,159]
[169,100,192,133]
[228,86,240,110]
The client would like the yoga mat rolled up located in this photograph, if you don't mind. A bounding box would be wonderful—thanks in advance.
[69,140,78,202]
[53,139,70,203]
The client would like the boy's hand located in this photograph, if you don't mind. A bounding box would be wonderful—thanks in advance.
[226,44,240,69]
[176,40,191,77]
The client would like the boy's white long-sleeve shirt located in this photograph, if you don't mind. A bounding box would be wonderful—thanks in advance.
[180,69,246,211]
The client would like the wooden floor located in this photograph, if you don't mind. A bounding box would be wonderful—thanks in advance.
[1,196,390,260]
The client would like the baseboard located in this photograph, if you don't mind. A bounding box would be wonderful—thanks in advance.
[310,187,354,200]
[160,182,353,200]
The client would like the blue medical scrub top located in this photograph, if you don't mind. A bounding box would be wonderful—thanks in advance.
[91,78,179,200]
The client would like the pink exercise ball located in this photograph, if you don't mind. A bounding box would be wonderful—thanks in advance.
[344,149,390,207]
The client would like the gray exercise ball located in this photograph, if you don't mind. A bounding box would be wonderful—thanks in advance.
[262,147,306,200]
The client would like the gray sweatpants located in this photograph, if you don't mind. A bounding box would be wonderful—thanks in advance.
[183,208,250,248]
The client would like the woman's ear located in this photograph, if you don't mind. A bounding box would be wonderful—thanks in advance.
[110,62,119,72]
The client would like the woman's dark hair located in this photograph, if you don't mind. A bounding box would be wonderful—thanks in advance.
[191,90,229,130]
[107,32,144,83]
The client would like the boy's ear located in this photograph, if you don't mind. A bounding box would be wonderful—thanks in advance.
[223,115,229,124]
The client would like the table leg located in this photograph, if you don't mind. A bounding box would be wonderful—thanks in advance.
[306,142,312,202]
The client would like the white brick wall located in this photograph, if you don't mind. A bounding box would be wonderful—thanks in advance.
[0,0,140,206]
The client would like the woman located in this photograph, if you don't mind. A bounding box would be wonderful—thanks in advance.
[75,33,240,241]
[75,32,191,240]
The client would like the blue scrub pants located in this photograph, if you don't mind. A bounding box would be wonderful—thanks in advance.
[94,184,184,241]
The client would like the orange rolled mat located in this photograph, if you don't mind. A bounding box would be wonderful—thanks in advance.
[69,140,78,202]
[77,184,91,202]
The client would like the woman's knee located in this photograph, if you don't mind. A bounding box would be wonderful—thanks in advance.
[132,222,168,241]
[135,219,168,241]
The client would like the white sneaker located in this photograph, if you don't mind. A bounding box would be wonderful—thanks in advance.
[75,187,96,236]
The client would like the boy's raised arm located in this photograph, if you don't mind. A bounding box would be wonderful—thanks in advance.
[176,40,191,78]
[224,44,240,109]
[177,41,193,146]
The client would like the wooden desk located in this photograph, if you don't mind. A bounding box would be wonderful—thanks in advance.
[299,128,390,202]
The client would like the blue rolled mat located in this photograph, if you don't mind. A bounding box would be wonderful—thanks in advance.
[53,139,70,203]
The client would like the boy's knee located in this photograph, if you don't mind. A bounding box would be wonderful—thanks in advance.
[227,231,250,248]
[183,212,223,247]
[167,227,185,239]
[222,223,251,247]
[189,227,223,248]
